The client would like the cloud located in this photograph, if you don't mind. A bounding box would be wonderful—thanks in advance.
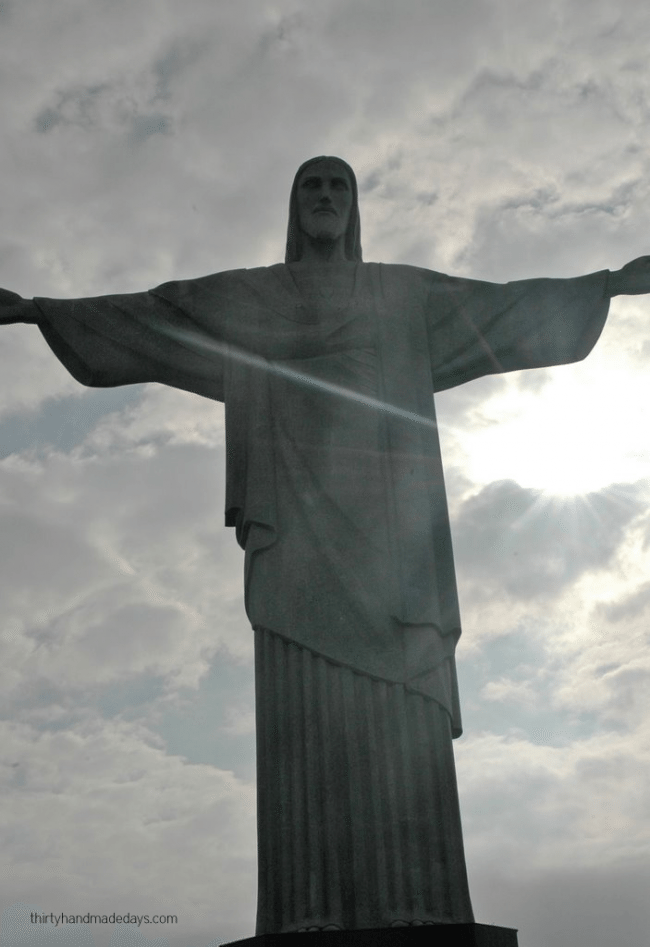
[598,579,650,622]
[457,723,650,871]
[0,328,86,417]
[452,479,644,602]
[0,717,256,947]
[0,386,246,711]
[469,859,650,947]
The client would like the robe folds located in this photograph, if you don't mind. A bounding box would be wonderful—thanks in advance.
[34,263,610,738]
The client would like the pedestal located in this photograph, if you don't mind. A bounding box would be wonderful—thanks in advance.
[222,923,518,947]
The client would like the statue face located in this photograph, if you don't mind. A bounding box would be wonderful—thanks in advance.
[296,159,353,245]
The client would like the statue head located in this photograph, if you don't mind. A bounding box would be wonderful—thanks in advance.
[285,156,362,263]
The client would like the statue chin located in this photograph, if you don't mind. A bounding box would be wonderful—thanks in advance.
[303,220,344,243]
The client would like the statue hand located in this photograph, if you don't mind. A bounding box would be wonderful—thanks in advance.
[0,287,35,324]
[609,256,650,296]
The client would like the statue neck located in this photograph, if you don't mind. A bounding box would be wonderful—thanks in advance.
[298,233,349,264]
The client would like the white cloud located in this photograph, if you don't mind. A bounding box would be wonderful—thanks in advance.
[0,716,256,947]
[219,704,256,738]
[457,723,650,872]
[481,676,540,706]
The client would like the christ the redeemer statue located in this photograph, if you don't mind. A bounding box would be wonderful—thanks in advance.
[2,156,649,935]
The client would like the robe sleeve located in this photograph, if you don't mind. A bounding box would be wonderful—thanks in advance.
[32,277,239,402]
[426,270,611,391]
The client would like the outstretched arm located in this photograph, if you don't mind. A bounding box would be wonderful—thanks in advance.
[0,270,254,403]
[428,255,650,392]
[0,282,227,399]
[608,256,650,296]
[426,267,611,392]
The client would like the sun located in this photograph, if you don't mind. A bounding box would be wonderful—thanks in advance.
[455,368,650,497]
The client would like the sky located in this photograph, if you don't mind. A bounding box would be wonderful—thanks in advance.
[1,1,650,945]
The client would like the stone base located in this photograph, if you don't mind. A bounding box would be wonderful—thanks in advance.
[222,923,518,947]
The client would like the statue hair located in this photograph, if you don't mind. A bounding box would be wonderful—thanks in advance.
[285,156,363,264]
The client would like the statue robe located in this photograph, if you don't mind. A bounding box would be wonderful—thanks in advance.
[33,262,610,931]
[33,262,610,737]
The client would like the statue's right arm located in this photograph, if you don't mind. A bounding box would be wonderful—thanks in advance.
[0,281,228,402]
[0,288,39,324]
[0,269,260,402]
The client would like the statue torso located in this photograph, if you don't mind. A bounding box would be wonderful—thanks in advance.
[285,261,361,323]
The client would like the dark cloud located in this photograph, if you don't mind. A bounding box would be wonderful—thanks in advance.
[152,35,209,100]
[360,170,382,193]
[0,386,142,458]
[34,82,173,146]
[452,480,644,600]
[470,860,650,947]
[463,178,647,281]
[129,112,172,143]
[34,83,110,133]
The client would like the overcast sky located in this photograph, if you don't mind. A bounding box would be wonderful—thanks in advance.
[1,1,650,945]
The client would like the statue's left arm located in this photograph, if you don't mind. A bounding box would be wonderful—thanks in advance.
[426,257,650,392]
